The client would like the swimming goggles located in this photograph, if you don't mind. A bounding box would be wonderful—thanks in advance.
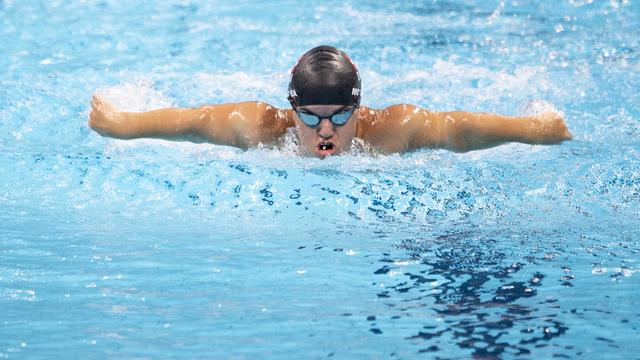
[294,106,356,127]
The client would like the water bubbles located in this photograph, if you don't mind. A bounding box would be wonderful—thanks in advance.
[96,80,174,112]
[4,289,36,301]
[568,0,595,6]
[516,99,562,118]
[609,0,630,9]
[486,1,505,23]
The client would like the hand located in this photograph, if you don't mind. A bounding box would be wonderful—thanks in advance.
[532,112,572,144]
[88,95,125,137]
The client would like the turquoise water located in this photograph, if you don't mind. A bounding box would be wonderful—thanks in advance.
[1,1,639,358]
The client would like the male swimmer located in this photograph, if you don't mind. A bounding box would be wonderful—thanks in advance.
[89,45,571,158]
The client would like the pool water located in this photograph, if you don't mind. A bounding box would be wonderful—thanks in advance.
[1,1,639,358]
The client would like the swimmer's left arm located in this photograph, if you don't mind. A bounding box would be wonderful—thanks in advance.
[399,106,572,152]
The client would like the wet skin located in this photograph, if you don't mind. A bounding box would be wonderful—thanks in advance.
[88,96,572,158]
[293,105,357,158]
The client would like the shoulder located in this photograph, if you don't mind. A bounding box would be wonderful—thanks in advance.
[356,104,417,152]
[217,101,293,127]
[249,102,294,143]
[254,102,294,129]
[357,104,436,153]
[357,104,431,135]
[200,101,293,146]
[358,104,426,124]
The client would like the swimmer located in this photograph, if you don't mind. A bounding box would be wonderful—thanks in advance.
[89,45,571,158]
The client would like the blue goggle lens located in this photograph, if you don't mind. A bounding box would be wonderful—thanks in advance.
[297,108,355,127]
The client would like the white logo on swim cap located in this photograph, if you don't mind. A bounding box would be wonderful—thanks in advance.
[288,89,297,98]
[352,88,360,96]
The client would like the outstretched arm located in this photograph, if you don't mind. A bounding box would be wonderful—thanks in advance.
[363,105,572,153]
[88,96,291,148]
[422,110,571,152]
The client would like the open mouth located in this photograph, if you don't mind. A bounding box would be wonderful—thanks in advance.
[315,141,336,157]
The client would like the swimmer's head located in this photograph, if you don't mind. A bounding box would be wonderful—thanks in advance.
[287,45,361,108]
[287,46,361,159]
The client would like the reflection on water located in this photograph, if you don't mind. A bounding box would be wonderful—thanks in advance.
[366,229,582,358]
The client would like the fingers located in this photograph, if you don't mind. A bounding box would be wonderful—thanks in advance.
[563,127,573,140]
[91,95,111,110]
[553,116,572,140]
[548,113,572,141]
[91,95,101,112]
[89,95,107,130]
[532,112,572,143]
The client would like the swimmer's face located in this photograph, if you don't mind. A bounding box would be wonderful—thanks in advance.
[293,105,358,159]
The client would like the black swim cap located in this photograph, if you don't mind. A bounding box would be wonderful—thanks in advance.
[288,45,361,107]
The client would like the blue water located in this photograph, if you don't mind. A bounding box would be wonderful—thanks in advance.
[1,1,639,358]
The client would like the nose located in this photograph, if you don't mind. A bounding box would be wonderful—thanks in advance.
[317,118,334,139]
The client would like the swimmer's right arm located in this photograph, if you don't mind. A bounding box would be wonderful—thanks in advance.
[88,96,292,148]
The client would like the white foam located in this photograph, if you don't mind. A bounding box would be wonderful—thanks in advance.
[487,1,505,23]
[362,58,573,112]
[192,72,286,105]
[96,79,174,112]
[516,99,564,118]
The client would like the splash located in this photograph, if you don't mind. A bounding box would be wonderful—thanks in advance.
[96,79,174,112]
[516,99,564,118]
